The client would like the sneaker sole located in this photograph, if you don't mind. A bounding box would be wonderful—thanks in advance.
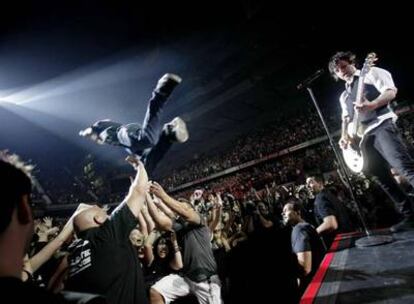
[165,73,182,84]
[172,117,189,143]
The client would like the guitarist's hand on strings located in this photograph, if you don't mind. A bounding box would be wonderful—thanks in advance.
[353,97,376,113]
[339,136,351,149]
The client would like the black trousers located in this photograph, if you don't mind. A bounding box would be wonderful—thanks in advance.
[362,119,414,217]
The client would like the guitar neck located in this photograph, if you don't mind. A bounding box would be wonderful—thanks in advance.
[349,52,378,137]
[350,76,365,136]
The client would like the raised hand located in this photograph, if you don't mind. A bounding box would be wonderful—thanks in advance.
[126,156,149,193]
[149,181,168,200]
[43,216,53,228]
[339,136,351,149]
[125,155,141,170]
[214,193,223,208]
[124,158,149,217]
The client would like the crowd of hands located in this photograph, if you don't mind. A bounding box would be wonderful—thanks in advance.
[24,142,413,296]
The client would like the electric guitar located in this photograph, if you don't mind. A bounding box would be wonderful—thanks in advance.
[342,52,378,173]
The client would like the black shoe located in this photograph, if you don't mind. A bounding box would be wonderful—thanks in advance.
[154,73,182,98]
[163,117,189,143]
[390,216,414,233]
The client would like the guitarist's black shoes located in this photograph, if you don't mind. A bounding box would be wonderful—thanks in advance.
[390,216,414,233]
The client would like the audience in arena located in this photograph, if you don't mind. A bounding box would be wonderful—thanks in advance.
[3,109,413,304]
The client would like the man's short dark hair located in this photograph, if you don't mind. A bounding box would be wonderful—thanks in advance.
[285,199,302,214]
[328,51,357,80]
[308,174,324,185]
[0,153,33,233]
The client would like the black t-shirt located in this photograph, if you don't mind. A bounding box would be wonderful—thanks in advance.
[173,217,217,282]
[66,204,148,304]
[143,257,173,289]
[314,189,353,248]
[0,277,67,303]
[291,222,326,293]
[314,189,352,232]
[251,210,281,232]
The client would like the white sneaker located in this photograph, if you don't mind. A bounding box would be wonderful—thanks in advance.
[164,117,189,143]
[154,73,182,97]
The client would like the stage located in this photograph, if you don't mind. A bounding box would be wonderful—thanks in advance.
[301,229,414,303]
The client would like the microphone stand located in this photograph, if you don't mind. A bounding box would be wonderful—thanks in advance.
[302,83,393,247]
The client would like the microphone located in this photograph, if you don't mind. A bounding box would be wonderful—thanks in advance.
[297,69,324,90]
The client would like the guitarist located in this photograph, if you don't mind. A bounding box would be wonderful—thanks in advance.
[328,51,414,232]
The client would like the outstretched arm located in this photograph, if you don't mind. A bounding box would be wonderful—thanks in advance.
[142,230,160,267]
[141,203,156,233]
[137,211,148,238]
[168,231,183,271]
[153,196,176,219]
[30,203,92,272]
[123,156,149,217]
[150,181,201,225]
[208,194,222,232]
[355,88,397,113]
[146,193,173,231]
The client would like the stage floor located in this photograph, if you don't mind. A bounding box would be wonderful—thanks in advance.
[301,229,414,304]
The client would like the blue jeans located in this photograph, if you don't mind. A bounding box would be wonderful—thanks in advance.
[125,92,172,175]
[363,119,414,217]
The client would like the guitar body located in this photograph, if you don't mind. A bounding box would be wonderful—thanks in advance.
[342,121,366,173]
[342,142,364,173]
